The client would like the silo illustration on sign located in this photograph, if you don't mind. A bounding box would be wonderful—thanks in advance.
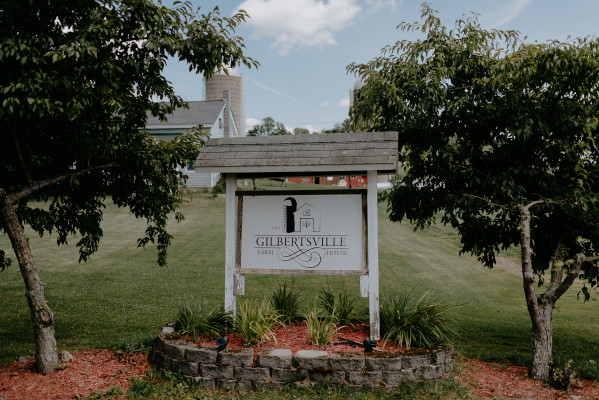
[284,197,296,233]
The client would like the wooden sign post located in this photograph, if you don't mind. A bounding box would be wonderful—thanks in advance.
[195,132,398,340]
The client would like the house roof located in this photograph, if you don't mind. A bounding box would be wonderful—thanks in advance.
[146,101,225,128]
[194,131,398,176]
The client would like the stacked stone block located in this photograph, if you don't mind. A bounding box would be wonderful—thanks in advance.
[150,325,455,391]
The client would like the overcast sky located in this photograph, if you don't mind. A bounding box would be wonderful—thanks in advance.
[164,0,599,134]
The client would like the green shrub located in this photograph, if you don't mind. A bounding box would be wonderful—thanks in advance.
[305,307,341,348]
[319,287,359,327]
[271,280,303,324]
[83,385,124,400]
[211,175,226,196]
[380,290,456,349]
[112,337,153,354]
[549,360,577,391]
[176,301,233,338]
[235,299,282,346]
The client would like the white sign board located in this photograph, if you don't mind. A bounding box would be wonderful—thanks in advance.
[239,192,365,273]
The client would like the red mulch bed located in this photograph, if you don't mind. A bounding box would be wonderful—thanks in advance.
[2,324,598,400]
[190,323,406,359]
[458,358,599,400]
[0,349,148,400]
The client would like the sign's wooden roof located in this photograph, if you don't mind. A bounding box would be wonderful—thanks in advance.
[194,131,398,176]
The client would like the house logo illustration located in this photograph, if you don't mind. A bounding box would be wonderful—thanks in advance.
[284,197,321,233]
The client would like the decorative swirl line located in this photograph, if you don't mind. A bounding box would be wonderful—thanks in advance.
[277,246,324,269]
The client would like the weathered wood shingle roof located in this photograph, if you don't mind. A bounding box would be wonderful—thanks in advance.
[194,131,398,176]
[146,101,225,128]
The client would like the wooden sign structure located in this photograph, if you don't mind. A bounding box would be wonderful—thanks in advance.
[194,132,398,339]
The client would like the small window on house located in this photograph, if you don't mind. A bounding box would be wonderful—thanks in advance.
[350,175,357,179]
[302,177,309,182]
[339,176,346,181]
[187,162,195,171]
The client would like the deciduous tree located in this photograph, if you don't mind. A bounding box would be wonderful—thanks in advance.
[293,127,310,135]
[320,118,351,133]
[0,0,257,374]
[348,4,599,381]
[247,116,290,136]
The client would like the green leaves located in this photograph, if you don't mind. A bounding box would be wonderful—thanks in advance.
[0,1,257,267]
[578,286,591,303]
[348,4,599,282]
[318,287,359,328]
[176,301,234,339]
[270,281,304,324]
[380,290,457,349]
[247,116,291,136]
[0,249,12,272]
[305,306,342,348]
[235,299,282,346]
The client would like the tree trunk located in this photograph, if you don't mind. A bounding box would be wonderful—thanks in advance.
[519,202,553,381]
[0,189,60,374]
[529,299,554,380]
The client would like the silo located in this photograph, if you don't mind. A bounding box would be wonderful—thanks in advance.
[349,78,365,108]
[349,79,366,133]
[205,67,246,136]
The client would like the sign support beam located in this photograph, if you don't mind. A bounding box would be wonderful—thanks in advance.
[225,173,238,314]
[367,170,380,340]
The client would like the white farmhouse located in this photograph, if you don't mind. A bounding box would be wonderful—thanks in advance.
[145,95,239,188]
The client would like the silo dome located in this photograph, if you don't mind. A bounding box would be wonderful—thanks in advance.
[214,66,242,77]
[352,79,365,91]
[205,66,246,135]
[350,78,366,107]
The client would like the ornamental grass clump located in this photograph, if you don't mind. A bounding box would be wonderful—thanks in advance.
[271,280,303,324]
[176,301,234,339]
[319,287,359,328]
[380,290,456,349]
[305,307,342,348]
[235,299,282,346]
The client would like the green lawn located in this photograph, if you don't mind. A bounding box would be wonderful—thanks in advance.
[1,184,598,380]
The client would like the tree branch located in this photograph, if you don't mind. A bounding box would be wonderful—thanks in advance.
[463,194,545,212]
[448,85,474,91]
[463,193,510,210]
[544,253,599,303]
[7,163,119,203]
[522,199,545,212]
[547,240,566,293]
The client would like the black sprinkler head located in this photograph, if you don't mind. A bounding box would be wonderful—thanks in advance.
[215,336,229,351]
[363,338,377,353]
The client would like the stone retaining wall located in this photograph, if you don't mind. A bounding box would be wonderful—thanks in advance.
[150,324,455,391]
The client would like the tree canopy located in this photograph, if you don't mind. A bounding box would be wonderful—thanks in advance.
[320,118,351,133]
[0,0,257,374]
[247,116,290,136]
[293,127,310,135]
[348,4,599,381]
